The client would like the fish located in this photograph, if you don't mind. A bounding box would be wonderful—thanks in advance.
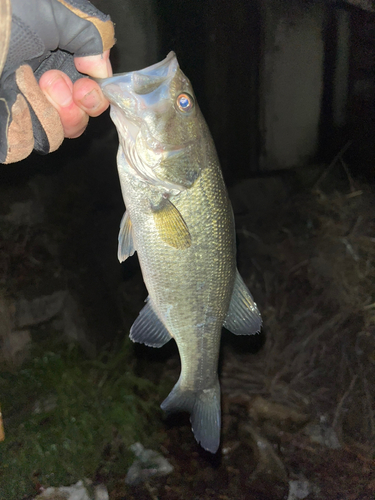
[98,52,262,453]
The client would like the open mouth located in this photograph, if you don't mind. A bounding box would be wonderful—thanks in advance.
[97,52,178,105]
[98,51,177,92]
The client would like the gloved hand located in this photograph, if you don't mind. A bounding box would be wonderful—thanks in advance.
[0,0,115,164]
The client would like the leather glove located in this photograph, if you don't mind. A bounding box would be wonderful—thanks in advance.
[0,0,115,164]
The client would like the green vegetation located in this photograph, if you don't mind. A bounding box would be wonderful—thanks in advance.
[0,341,162,499]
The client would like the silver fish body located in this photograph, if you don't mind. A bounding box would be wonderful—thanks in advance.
[99,53,261,453]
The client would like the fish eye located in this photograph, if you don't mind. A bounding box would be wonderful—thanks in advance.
[176,93,194,113]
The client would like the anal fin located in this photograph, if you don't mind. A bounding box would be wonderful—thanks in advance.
[223,270,262,335]
[130,297,172,347]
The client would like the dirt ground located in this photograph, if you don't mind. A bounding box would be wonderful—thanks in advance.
[107,166,375,500]
[0,154,374,499]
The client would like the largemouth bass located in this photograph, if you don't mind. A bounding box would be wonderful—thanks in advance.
[99,52,261,453]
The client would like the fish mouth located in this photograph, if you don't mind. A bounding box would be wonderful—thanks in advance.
[97,51,178,112]
[96,51,176,94]
[97,51,179,143]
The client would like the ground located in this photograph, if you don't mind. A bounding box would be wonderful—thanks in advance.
[0,150,374,499]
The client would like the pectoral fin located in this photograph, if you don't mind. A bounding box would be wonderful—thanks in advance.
[118,211,136,263]
[223,270,262,335]
[151,197,191,249]
[130,297,172,347]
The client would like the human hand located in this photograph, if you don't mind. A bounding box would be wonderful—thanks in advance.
[39,50,113,139]
[0,0,115,164]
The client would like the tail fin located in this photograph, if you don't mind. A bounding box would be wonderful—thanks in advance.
[161,378,221,454]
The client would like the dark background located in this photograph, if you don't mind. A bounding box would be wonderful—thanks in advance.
[1,1,375,498]
[0,0,374,351]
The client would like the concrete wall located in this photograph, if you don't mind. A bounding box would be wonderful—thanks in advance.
[259,1,325,170]
[92,0,352,173]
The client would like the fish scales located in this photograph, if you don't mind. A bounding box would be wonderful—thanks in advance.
[99,52,262,453]
[120,141,235,390]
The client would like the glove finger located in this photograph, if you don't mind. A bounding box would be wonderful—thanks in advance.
[5,0,115,79]
[34,51,82,84]
[52,0,115,55]
[2,93,34,164]
[15,65,64,155]
[0,87,16,162]
[0,0,11,76]
[10,0,115,58]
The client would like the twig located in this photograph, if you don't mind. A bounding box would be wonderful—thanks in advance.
[341,237,359,261]
[332,374,358,430]
[288,259,309,275]
[347,215,363,237]
[361,368,375,439]
[0,405,4,441]
[346,190,363,199]
[313,141,352,188]
[237,229,264,243]
[340,157,356,192]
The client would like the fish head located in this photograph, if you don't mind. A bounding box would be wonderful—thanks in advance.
[98,52,206,192]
